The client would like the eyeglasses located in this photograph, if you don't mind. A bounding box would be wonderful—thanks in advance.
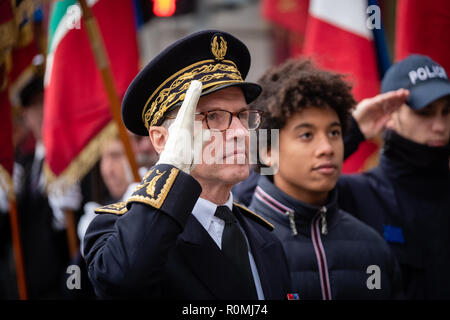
[166,109,264,131]
[167,109,264,132]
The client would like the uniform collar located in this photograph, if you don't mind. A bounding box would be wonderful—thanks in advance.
[381,129,450,178]
[255,175,338,223]
[192,192,233,231]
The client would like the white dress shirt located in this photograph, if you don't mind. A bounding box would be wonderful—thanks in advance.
[191,192,265,300]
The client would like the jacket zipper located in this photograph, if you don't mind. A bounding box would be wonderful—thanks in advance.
[287,210,298,236]
[311,206,332,300]
[320,206,328,235]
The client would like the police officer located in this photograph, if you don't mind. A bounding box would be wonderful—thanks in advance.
[84,30,291,299]
[338,54,450,299]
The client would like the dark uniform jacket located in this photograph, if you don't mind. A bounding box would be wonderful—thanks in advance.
[84,164,291,299]
[249,175,404,300]
[337,130,450,299]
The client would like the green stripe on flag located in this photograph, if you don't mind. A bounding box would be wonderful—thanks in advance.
[47,0,77,54]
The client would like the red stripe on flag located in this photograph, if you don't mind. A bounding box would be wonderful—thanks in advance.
[262,0,309,34]
[0,88,14,176]
[303,16,380,101]
[396,0,450,72]
[341,139,379,174]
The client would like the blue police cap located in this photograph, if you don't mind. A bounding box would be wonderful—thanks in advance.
[381,54,450,110]
[122,30,262,136]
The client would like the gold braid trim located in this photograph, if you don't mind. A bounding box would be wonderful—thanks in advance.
[127,167,179,209]
[0,164,14,202]
[95,201,128,215]
[44,121,118,195]
[0,20,17,53]
[142,59,243,129]
[14,0,35,48]
[8,65,35,107]
[233,202,274,231]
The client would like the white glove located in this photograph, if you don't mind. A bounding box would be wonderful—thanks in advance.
[156,80,211,174]
[48,182,82,211]
[48,182,82,230]
[78,201,101,256]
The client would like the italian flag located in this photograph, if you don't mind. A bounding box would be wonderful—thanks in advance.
[43,0,139,189]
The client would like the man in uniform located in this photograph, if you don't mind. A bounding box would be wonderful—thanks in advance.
[84,30,291,299]
[338,54,450,299]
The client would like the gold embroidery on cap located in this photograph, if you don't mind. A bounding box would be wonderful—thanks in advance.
[142,60,243,129]
[211,36,227,61]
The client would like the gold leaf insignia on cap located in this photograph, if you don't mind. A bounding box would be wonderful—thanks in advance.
[211,36,227,61]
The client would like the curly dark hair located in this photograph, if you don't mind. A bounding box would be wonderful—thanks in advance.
[252,59,356,135]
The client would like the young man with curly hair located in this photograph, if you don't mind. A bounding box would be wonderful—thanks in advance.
[247,59,404,299]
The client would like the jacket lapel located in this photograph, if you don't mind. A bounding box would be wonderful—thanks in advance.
[233,205,280,300]
[177,214,256,299]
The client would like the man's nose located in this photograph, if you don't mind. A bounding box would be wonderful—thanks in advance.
[431,114,448,134]
[226,114,248,138]
[315,134,334,157]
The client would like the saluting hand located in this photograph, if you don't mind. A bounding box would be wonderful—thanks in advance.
[156,81,211,174]
[353,89,409,140]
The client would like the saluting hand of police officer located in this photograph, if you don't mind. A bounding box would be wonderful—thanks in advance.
[353,88,410,140]
[156,80,211,174]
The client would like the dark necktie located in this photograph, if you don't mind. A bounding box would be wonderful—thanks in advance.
[215,205,258,299]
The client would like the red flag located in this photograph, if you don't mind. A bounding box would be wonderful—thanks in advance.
[262,0,310,60]
[395,0,450,71]
[43,0,139,188]
[0,88,14,199]
[302,0,381,173]
[8,41,41,108]
[0,0,15,184]
[1,0,34,198]
[262,0,309,34]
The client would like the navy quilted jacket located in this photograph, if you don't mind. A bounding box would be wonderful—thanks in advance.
[249,175,404,300]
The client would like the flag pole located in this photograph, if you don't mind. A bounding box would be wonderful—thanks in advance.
[64,209,79,260]
[8,196,28,300]
[78,0,140,183]
[3,87,28,299]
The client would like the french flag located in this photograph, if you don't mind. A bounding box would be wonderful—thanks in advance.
[302,0,390,173]
[287,293,301,300]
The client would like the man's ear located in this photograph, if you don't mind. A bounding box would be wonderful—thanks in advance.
[259,146,273,167]
[148,126,169,155]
